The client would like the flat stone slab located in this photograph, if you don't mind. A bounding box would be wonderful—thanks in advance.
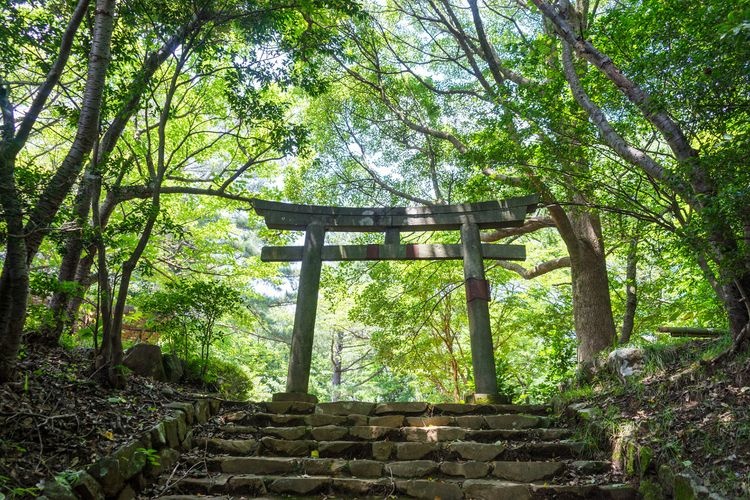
[433,403,484,415]
[402,426,465,442]
[219,457,297,474]
[310,425,349,441]
[490,404,551,415]
[219,425,258,434]
[372,441,394,461]
[508,441,585,459]
[491,461,564,482]
[176,475,230,494]
[196,438,258,455]
[374,402,428,415]
[316,401,376,416]
[396,479,463,500]
[226,475,267,494]
[440,460,490,478]
[452,415,485,429]
[348,459,384,478]
[268,477,330,495]
[405,416,452,427]
[462,479,531,500]
[299,458,347,476]
[259,437,313,456]
[332,477,390,496]
[484,414,544,429]
[306,413,348,426]
[385,460,439,478]
[468,428,573,442]
[264,401,316,414]
[349,425,395,440]
[369,415,405,427]
[395,442,439,460]
[261,426,307,440]
[446,442,505,461]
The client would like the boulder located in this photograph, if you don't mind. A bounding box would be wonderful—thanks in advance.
[162,354,184,383]
[607,347,645,380]
[123,344,166,382]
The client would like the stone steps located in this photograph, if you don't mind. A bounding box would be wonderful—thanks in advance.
[151,400,638,499]
[201,455,610,480]
[169,473,636,499]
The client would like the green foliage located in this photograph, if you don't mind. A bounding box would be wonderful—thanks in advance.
[138,279,241,379]
[135,447,160,467]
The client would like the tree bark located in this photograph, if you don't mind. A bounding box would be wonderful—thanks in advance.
[548,203,616,367]
[23,0,117,264]
[619,236,638,344]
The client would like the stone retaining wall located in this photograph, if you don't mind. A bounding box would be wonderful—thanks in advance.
[38,398,221,500]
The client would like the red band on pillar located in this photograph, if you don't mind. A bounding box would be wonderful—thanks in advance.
[366,244,380,259]
[466,278,490,302]
[406,244,417,259]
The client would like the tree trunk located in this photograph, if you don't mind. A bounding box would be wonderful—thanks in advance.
[23,0,117,264]
[619,236,638,344]
[549,204,616,368]
[331,330,343,401]
[0,153,30,383]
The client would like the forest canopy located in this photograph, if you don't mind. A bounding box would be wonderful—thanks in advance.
[0,0,748,402]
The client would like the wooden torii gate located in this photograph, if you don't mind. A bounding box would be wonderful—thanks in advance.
[253,195,539,403]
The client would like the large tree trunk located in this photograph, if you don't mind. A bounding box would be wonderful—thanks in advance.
[22,0,117,264]
[549,204,616,368]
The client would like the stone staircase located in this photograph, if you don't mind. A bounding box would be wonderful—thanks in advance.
[148,400,638,499]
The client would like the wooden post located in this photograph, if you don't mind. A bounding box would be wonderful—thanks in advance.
[286,221,325,395]
[461,222,499,397]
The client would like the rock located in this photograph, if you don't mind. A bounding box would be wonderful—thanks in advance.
[607,347,645,380]
[348,459,383,478]
[122,344,166,381]
[453,415,485,429]
[372,441,394,460]
[269,477,330,495]
[39,478,78,500]
[162,354,184,383]
[395,442,439,460]
[484,414,542,429]
[226,476,266,495]
[264,401,315,414]
[402,426,465,442]
[316,401,375,416]
[262,426,308,440]
[162,416,181,448]
[145,448,180,478]
[174,412,187,442]
[223,410,248,423]
[220,457,296,474]
[374,402,428,414]
[433,403,482,414]
[194,399,210,424]
[491,461,563,481]
[658,464,675,495]
[300,458,348,476]
[396,479,463,500]
[349,425,394,440]
[150,421,167,448]
[176,475,229,494]
[406,416,452,427]
[114,440,148,480]
[164,402,195,424]
[440,461,490,478]
[199,437,259,455]
[87,457,124,496]
[259,437,311,456]
[463,480,531,500]
[385,460,438,478]
[333,478,389,495]
[116,484,136,500]
[181,429,194,451]
[310,425,349,441]
[70,471,104,500]
[307,413,347,426]
[369,415,405,427]
[446,442,505,461]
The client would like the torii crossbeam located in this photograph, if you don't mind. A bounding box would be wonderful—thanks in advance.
[253,195,539,403]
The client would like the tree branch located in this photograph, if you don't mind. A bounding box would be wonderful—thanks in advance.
[494,256,571,279]
[481,216,555,242]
